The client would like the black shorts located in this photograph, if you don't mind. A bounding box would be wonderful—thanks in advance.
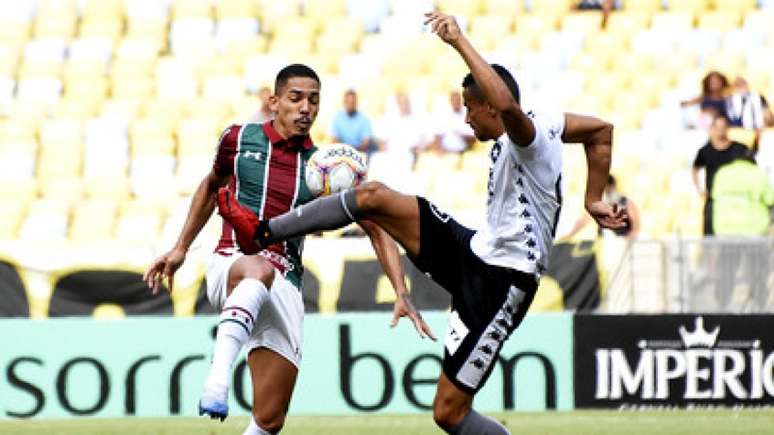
[410,197,538,394]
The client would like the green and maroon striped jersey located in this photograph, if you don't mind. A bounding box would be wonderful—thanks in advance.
[213,121,317,289]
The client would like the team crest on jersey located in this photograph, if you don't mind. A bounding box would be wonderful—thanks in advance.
[429,202,451,223]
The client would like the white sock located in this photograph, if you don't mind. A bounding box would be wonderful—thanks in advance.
[243,416,273,435]
[204,278,270,394]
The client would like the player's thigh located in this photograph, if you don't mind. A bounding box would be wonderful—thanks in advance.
[355,181,420,257]
[247,348,298,416]
[226,255,275,295]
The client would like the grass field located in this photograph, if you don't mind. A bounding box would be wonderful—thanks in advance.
[2,410,774,435]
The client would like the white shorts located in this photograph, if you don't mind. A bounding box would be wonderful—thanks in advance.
[206,253,304,368]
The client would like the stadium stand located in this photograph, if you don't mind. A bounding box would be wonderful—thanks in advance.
[0,0,772,314]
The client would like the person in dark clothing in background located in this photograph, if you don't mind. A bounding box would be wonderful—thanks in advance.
[692,115,749,235]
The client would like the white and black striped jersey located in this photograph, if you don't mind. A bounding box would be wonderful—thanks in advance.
[469,111,564,276]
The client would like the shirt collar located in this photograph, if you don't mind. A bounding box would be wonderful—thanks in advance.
[261,121,313,150]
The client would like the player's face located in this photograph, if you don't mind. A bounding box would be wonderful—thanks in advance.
[462,87,494,141]
[270,77,320,137]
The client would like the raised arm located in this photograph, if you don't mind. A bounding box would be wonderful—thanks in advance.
[563,113,627,230]
[425,11,536,146]
[359,219,436,341]
[144,125,238,293]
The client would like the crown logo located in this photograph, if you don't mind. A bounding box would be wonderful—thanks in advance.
[678,316,720,348]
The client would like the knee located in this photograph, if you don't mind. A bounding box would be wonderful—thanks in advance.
[229,257,275,290]
[252,409,285,433]
[355,181,388,213]
[433,395,469,430]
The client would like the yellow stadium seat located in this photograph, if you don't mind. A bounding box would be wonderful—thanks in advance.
[192,97,234,123]
[130,118,176,157]
[69,199,118,241]
[669,0,710,13]
[39,118,82,150]
[0,44,21,76]
[585,31,629,53]
[569,52,613,76]
[111,76,155,100]
[273,18,318,41]
[114,199,165,241]
[531,0,572,14]
[171,0,212,19]
[605,11,650,36]
[621,0,662,13]
[713,0,756,14]
[611,52,654,75]
[562,12,603,34]
[126,16,168,40]
[216,0,257,19]
[0,178,38,202]
[727,127,756,149]
[53,98,100,118]
[698,11,741,32]
[63,60,106,82]
[37,153,82,179]
[0,202,27,239]
[79,17,123,39]
[483,0,523,16]
[0,19,31,43]
[40,177,84,205]
[84,176,131,200]
[650,11,694,31]
[469,15,514,51]
[176,117,219,156]
[306,0,346,18]
[82,0,122,17]
[65,77,108,101]
[18,198,71,241]
[34,16,77,40]
[437,0,483,17]
[515,14,559,48]
[704,51,744,74]
[100,98,143,120]
[18,59,62,79]
[258,0,302,34]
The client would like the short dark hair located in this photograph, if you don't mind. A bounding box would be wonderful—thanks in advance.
[462,64,520,104]
[274,64,320,94]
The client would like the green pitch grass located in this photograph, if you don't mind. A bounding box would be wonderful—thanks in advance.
[2,410,773,434]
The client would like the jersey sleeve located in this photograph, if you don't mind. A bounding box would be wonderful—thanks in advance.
[212,124,242,177]
[692,148,706,168]
[522,111,566,151]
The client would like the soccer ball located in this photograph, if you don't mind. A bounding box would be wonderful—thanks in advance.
[305,143,367,197]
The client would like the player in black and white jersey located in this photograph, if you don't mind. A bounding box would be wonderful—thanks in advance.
[217,11,627,435]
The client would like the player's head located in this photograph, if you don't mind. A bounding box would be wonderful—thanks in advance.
[702,71,728,95]
[343,89,357,113]
[709,114,729,139]
[269,64,321,137]
[461,64,520,141]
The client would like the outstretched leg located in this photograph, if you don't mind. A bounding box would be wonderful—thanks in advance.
[434,372,510,434]
[220,181,422,257]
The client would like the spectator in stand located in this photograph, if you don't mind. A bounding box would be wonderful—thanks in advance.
[563,175,640,240]
[711,153,773,309]
[430,90,475,154]
[576,0,615,27]
[692,115,750,236]
[681,71,730,129]
[251,86,274,123]
[376,92,428,160]
[726,76,774,131]
[331,89,375,158]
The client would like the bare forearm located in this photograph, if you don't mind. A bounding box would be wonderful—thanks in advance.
[452,37,517,111]
[584,128,613,207]
[173,175,220,251]
[361,221,408,294]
